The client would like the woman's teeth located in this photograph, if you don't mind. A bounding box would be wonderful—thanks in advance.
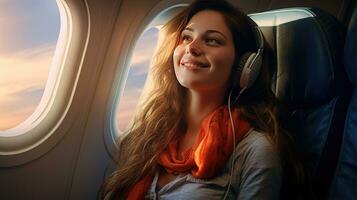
[182,63,208,68]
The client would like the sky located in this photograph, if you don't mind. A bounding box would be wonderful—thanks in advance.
[0,0,158,131]
[0,0,59,130]
[116,28,159,131]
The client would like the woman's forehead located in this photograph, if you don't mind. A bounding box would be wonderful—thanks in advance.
[185,10,232,37]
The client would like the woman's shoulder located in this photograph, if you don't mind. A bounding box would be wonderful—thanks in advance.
[229,131,283,199]
[233,129,281,169]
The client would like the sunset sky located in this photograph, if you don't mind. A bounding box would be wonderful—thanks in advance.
[116,27,159,131]
[0,0,59,130]
[0,0,158,131]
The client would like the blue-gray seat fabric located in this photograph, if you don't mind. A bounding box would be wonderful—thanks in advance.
[329,6,357,200]
[250,7,353,199]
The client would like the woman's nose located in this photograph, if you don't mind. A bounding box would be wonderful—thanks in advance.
[185,40,202,56]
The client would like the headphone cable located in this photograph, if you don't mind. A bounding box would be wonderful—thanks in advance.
[222,87,246,200]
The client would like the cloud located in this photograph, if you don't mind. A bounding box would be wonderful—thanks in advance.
[129,27,159,71]
[130,48,155,66]
[124,30,159,84]
[0,0,60,54]
[0,107,34,130]
[1,85,44,113]
[0,44,55,130]
[0,86,42,130]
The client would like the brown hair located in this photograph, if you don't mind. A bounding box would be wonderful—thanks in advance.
[100,0,305,199]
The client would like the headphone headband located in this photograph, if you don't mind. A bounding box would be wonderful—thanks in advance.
[254,26,264,52]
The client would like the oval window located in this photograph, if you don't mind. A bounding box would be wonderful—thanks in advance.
[0,0,60,131]
[116,27,159,133]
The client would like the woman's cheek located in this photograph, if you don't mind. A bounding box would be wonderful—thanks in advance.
[173,46,183,66]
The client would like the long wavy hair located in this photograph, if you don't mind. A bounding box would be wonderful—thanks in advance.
[100,0,306,199]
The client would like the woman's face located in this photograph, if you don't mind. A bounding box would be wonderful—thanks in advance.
[173,10,235,93]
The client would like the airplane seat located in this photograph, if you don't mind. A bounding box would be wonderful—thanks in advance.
[249,7,353,199]
[329,5,357,200]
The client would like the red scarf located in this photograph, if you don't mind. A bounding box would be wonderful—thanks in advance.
[126,106,250,199]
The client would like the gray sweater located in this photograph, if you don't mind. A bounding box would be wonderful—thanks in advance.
[144,129,282,200]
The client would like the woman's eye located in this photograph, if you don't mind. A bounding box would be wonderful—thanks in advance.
[206,38,220,45]
[181,35,191,43]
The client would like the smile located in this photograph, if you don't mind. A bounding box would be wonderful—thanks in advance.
[180,61,209,69]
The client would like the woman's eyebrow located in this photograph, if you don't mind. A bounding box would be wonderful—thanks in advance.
[183,27,227,39]
[206,30,227,39]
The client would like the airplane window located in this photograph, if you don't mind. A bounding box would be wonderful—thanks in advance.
[116,27,159,132]
[0,0,60,131]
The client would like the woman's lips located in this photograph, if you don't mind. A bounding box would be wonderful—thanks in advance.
[180,61,209,69]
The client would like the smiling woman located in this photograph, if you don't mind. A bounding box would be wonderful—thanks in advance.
[101,0,304,199]
[0,0,60,131]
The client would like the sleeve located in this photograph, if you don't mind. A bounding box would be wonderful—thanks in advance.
[236,133,282,200]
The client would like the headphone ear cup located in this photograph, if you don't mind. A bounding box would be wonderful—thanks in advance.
[240,52,262,89]
[236,52,253,88]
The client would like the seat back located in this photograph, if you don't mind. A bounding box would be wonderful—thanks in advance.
[329,6,357,200]
[250,8,353,199]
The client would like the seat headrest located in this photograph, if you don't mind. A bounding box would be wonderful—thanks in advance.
[249,8,347,108]
[344,7,357,86]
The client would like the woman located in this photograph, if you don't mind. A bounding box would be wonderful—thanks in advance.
[101,0,304,199]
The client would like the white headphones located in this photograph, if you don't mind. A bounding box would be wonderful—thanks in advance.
[223,23,264,199]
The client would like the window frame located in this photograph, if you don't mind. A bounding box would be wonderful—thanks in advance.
[0,0,90,166]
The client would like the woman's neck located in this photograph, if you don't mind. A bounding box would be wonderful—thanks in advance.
[185,89,226,132]
[174,89,228,155]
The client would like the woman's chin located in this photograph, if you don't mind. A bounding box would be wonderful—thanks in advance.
[178,79,203,89]
[179,81,215,93]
